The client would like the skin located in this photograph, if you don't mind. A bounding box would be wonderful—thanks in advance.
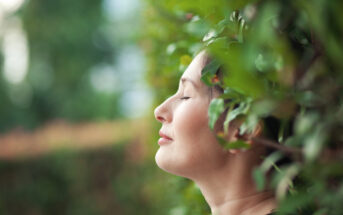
[154,51,277,215]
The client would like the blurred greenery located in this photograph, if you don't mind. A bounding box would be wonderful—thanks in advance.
[1,0,342,214]
[0,0,117,131]
[0,0,172,214]
[0,143,176,215]
[0,0,148,132]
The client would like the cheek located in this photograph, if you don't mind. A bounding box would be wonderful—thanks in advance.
[156,100,211,175]
[174,101,209,138]
[173,101,224,172]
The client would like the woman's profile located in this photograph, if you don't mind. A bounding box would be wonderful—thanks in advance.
[154,50,277,215]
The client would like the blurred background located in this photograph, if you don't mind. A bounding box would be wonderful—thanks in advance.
[4,0,340,214]
[0,0,196,214]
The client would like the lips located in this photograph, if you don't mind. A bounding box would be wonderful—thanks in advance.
[158,131,173,145]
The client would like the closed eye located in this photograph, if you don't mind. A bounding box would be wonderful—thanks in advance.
[180,96,191,100]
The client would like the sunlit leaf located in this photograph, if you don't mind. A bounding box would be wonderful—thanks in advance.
[208,98,225,129]
[295,112,319,135]
[223,140,251,150]
[184,16,211,37]
[260,151,283,173]
[276,164,300,200]
[303,126,327,162]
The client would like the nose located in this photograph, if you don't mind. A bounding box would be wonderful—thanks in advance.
[154,99,172,123]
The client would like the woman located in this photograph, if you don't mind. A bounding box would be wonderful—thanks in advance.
[154,50,277,215]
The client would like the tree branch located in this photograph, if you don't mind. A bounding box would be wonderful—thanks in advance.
[251,137,302,155]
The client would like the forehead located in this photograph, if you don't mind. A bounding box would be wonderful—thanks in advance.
[181,51,208,82]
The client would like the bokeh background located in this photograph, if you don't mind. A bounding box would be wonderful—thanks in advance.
[3,0,341,214]
[0,0,195,214]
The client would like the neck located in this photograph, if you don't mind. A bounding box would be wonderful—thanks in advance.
[192,150,277,215]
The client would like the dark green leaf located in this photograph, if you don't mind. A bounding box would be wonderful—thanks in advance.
[253,168,266,191]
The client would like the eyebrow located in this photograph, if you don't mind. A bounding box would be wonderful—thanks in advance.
[180,77,199,89]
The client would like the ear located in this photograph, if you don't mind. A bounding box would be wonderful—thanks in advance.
[230,121,264,153]
[214,116,243,154]
[219,119,263,154]
[235,121,263,142]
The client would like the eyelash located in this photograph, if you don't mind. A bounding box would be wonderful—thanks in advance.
[180,96,191,100]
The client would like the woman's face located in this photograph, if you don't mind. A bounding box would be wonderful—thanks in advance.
[154,51,228,178]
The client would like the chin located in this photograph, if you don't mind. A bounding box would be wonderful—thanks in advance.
[155,148,197,178]
[155,148,177,174]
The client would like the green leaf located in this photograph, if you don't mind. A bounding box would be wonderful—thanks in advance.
[220,87,244,101]
[184,16,210,38]
[226,99,251,123]
[208,98,225,129]
[239,114,258,135]
[255,53,269,72]
[222,140,251,149]
[303,126,327,162]
[200,58,221,86]
[295,112,319,135]
[220,44,266,98]
[275,164,300,200]
[260,151,283,173]
[253,168,266,191]
[250,99,277,117]
[277,192,313,214]
[223,103,235,135]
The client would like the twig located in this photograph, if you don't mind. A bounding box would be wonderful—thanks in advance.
[251,137,302,155]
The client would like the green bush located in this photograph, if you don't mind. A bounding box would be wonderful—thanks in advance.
[0,144,174,215]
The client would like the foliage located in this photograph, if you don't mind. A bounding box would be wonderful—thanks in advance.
[0,1,172,215]
[0,144,173,215]
[0,0,122,132]
[143,0,343,214]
